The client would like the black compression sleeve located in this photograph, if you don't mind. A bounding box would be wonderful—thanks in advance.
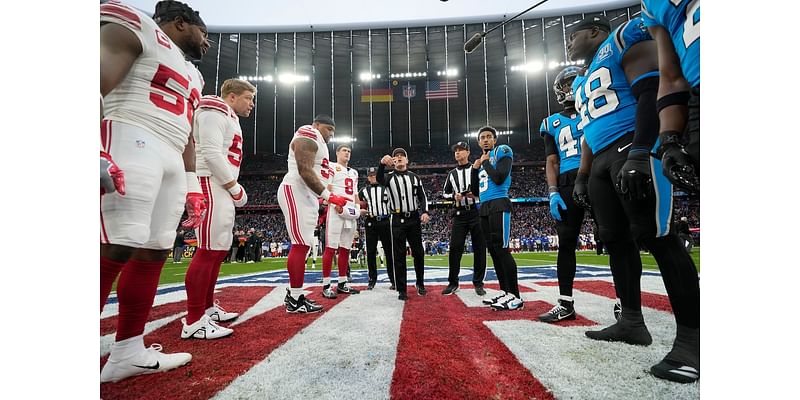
[631,75,660,150]
[543,134,557,157]
[470,167,480,196]
[482,157,512,185]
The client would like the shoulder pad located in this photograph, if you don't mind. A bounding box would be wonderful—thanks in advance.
[100,1,142,31]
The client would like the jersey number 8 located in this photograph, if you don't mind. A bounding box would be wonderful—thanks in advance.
[576,67,619,130]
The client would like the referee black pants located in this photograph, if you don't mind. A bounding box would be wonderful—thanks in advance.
[365,218,394,285]
[448,209,486,288]
[391,214,425,294]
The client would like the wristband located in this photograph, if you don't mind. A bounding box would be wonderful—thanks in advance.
[227,183,242,196]
[186,172,201,193]
[548,186,559,193]
[320,189,331,200]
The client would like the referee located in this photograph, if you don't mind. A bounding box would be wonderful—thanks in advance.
[358,167,395,290]
[377,148,429,301]
[441,141,486,296]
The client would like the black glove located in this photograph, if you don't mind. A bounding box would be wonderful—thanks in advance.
[657,131,699,193]
[572,172,591,211]
[616,147,652,200]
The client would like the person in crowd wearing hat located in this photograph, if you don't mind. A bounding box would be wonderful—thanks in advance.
[377,148,429,300]
[441,141,486,296]
[358,166,395,290]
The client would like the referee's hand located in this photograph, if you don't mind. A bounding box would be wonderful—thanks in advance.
[421,213,430,224]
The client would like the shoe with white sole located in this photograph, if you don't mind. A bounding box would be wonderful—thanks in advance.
[206,299,239,322]
[490,294,524,311]
[100,344,191,383]
[181,315,233,340]
[482,292,507,305]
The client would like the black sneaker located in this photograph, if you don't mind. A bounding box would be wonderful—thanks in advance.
[322,284,338,299]
[474,285,486,296]
[389,284,396,291]
[416,285,427,296]
[585,311,652,346]
[651,358,699,383]
[285,288,319,306]
[613,301,622,321]
[441,285,459,295]
[651,325,700,383]
[482,292,506,305]
[286,294,323,314]
[538,299,576,323]
[337,282,360,295]
[367,280,376,290]
[398,292,408,301]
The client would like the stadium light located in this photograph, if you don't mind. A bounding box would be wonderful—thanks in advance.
[330,136,358,143]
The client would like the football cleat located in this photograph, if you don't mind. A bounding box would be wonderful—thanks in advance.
[286,294,323,314]
[337,282,360,295]
[613,300,622,321]
[651,358,699,383]
[585,311,652,346]
[181,315,233,340]
[389,284,396,291]
[491,295,524,311]
[539,299,576,323]
[285,288,319,306]
[482,292,507,305]
[398,292,408,301]
[474,286,486,296]
[416,285,427,296]
[322,284,338,299]
[206,299,239,322]
[441,285,459,296]
[367,280,376,290]
[100,344,191,383]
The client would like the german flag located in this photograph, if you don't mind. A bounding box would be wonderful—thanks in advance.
[361,87,393,103]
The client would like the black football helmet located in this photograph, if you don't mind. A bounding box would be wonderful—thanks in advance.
[553,66,582,105]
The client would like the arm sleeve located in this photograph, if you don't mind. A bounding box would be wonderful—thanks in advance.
[441,171,455,199]
[543,134,558,158]
[470,168,481,196]
[196,111,236,185]
[416,175,429,214]
[631,74,660,150]
[481,157,513,185]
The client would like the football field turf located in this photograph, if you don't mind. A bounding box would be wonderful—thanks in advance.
[153,248,700,287]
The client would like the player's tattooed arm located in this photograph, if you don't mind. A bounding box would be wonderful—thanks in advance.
[292,138,326,195]
[100,23,143,97]
[183,130,197,173]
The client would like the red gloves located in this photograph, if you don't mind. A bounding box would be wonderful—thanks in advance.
[100,151,125,195]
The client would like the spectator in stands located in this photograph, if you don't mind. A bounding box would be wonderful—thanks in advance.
[173,229,186,263]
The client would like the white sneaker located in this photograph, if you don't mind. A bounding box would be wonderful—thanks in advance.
[181,315,233,340]
[206,299,239,322]
[490,294,524,311]
[100,344,191,383]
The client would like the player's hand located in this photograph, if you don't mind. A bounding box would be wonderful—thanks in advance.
[228,183,248,207]
[335,204,344,214]
[381,155,394,166]
[181,192,207,229]
[572,172,591,211]
[549,192,567,221]
[472,158,482,169]
[100,151,125,196]
[454,192,463,202]
[421,213,430,224]
[658,141,699,193]
[328,193,349,208]
[616,148,652,200]
[479,152,490,164]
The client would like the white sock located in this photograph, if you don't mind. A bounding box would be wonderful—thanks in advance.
[290,287,304,299]
[322,277,330,286]
[338,277,348,285]
[559,295,573,303]
[110,334,146,362]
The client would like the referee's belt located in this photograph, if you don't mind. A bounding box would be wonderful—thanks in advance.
[391,210,419,218]
[367,215,389,222]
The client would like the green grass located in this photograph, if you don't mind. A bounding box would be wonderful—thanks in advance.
[141,248,699,287]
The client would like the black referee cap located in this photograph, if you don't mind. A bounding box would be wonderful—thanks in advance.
[392,148,407,157]
[451,141,469,151]
[367,167,377,175]
[570,15,611,34]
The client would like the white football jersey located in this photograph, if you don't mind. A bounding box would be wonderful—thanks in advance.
[194,95,243,184]
[329,162,359,202]
[282,125,333,190]
[101,1,204,153]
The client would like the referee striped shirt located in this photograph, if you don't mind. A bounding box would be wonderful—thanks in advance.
[358,184,391,218]
[442,164,477,208]
[377,165,428,214]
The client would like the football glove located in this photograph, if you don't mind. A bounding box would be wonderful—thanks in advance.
[327,193,349,208]
[100,151,125,195]
[228,183,248,207]
[572,172,591,211]
[182,192,207,229]
[617,147,653,200]
[657,132,699,193]
[548,191,567,221]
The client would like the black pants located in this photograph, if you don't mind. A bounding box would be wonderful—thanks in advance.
[555,170,586,297]
[391,213,425,294]
[479,199,519,298]
[366,218,395,284]
[448,208,486,287]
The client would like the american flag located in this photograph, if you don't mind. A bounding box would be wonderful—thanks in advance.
[425,80,458,99]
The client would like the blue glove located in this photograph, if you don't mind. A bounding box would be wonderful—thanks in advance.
[549,191,567,221]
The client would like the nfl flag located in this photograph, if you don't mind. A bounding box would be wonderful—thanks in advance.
[425,80,458,100]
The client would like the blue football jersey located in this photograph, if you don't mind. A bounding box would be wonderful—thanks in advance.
[477,144,513,202]
[641,0,700,87]
[539,112,583,174]
[572,17,655,154]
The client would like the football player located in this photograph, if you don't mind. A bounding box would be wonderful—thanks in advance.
[100,0,209,383]
[180,79,256,340]
[278,115,349,313]
[320,144,362,299]
[641,0,700,192]
[568,15,700,383]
